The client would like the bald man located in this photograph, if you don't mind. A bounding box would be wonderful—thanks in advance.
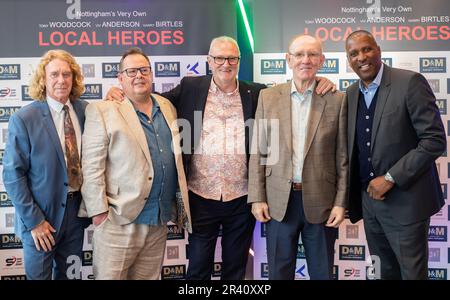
[248,35,348,280]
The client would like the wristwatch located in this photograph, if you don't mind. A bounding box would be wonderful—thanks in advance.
[384,172,395,184]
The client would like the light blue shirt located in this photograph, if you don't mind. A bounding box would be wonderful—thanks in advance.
[359,63,384,109]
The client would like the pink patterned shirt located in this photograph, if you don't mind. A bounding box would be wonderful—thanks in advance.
[188,79,248,201]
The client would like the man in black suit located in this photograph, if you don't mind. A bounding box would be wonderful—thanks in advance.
[345,30,446,280]
[107,36,335,279]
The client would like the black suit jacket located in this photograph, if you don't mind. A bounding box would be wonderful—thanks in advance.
[347,65,446,225]
[162,75,266,176]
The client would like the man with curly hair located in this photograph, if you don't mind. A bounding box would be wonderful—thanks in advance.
[2,49,90,280]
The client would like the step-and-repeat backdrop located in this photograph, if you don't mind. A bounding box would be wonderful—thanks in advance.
[252,0,450,280]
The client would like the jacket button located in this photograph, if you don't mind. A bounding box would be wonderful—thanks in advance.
[64,183,68,186]
[61,203,66,207]
[148,177,152,180]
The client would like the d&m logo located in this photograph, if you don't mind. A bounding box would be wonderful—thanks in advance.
[0,64,21,80]
[332,265,338,280]
[381,58,392,67]
[212,262,222,278]
[82,250,92,266]
[260,222,267,238]
[166,245,179,260]
[0,234,22,249]
[261,59,286,75]
[21,85,32,101]
[344,267,361,278]
[428,268,447,280]
[339,245,365,260]
[296,243,305,259]
[428,225,447,242]
[0,107,21,122]
[428,248,440,262]
[420,57,446,73]
[318,59,339,74]
[0,87,17,99]
[5,256,23,267]
[0,192,12,207]
[80,84,102,100]
[260,263,269,278]
[102,63,120,78]
[1,275,26,280]
[167,224,184,240]
[436,99,447,115]
[339,79,358,91]
[161,264,185,280]
[155,62,180,77]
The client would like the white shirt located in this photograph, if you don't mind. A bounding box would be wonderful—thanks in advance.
[46,97,82,191]
[291,80,315,183]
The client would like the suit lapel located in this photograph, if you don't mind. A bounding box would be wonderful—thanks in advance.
[303,93,325,158]
[71,100,85,132]
[38,101,66,171]
[278,83,292,156]
[118,98,152,164]
[371,65,391,151]
[347,85,358,158]
[239,81,253,153]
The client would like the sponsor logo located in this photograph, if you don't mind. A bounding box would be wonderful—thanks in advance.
[346,225,359,239]
[420,57,446,73]
[1,275,26,280]
[260,263,269,278]
[0,87,17,99]
[167,224,184,240]
[82,250,92,266]
[161,83,175,93]
[260,222,267,238]
[339,245,365,261]
[82,64,95,78]
[318,58,339,74]
[261,59,286,75]
[428,248,440,262]
[381,58,392,67]
[212,262,222,278]
[4,256,23,267]
[427,79,440,93]
[428,268,447,280]
[186,62,200,76]
[436,99,447,115]
[161,264,185,280]
[0,192,12,207]
[428,226,447,242]
[102,63,120,78]
[296,243,305,259]
[21,85,32,101]
[80,84,102,100]
[0,107,21,122]
[0,64,21,80]
[5,213,14,228]
[0,234,22,249]
[155,62,180,77]
[344,267,361,278]
[339,79,358,91]
[166,245,179,260]
[295,264,307,278]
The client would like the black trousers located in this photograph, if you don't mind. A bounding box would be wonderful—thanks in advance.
[186,191,255,280]
[361,189,430,280]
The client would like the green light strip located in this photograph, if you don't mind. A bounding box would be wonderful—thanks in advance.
[238,0,254,53]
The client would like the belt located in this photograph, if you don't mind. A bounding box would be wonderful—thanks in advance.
[67,191,81,200]
[292,182,302,191]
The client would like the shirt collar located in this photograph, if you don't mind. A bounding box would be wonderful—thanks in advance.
[209,77,239,96]
[359,63,384,93]
[291,80,316,97]
[46,96,72,114]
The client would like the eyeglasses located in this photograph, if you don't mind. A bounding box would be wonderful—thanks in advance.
[289,52,321,60]
[120,66,152,77]
[209,55,240,65]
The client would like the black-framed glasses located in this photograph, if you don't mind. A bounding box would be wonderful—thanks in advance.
[209,55,240,65]
[120,66,152,77]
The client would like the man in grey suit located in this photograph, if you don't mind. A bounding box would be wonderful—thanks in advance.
[345,30,446,280]
[248,35,348,279]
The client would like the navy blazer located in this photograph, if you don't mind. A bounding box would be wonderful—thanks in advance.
[347,65,446,225]
[162,75,266,176]
[3,100,88,239]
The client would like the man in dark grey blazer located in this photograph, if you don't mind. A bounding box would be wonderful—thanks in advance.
[345,30,446,280]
